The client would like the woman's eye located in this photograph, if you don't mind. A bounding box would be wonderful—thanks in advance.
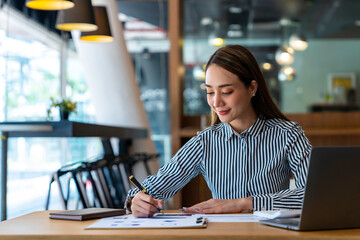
[222,91,233,95]
[206,92,214,95]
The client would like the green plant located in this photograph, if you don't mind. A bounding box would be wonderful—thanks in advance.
[47,98,77,120]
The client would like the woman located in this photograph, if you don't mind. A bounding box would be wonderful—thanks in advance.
[126,45,312,217]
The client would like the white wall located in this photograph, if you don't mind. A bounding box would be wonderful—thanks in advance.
[281,39,360,113]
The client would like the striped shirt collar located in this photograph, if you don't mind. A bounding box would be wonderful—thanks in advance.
[223,115,266,141]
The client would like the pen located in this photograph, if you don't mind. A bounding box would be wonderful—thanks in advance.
[129,175,147,193]
[129,175,163,212]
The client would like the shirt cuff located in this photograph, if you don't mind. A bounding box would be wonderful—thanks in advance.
[252,195,274,211]
[125,196,134,213]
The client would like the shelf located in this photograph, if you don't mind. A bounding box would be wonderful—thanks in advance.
[304,128,360,136]
[180,127,360,138]
[179,128,202,138]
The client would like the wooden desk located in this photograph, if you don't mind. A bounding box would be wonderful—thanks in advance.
[0,121,147,221]
[0,211,359,240]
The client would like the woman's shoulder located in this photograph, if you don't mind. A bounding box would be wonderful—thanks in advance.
[265,118,302,133]
[196,123,227,137]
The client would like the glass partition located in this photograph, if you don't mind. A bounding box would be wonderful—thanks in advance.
[117,0,171,165]
[182,0,360,114]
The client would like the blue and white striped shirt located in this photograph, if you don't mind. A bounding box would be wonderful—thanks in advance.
[128,116,312,210]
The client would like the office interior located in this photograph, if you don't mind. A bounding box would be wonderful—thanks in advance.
[0,0,359,220]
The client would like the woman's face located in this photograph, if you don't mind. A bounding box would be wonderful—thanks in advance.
[205,64,256,125]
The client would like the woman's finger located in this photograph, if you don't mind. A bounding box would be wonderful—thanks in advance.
[132,200,159,217]
[155,199,164,210]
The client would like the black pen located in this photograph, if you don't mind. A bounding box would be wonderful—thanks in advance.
[129,175,163,212]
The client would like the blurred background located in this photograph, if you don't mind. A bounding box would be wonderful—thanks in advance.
[1,0,360,218]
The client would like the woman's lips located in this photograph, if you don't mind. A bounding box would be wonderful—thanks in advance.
[217,109,230,115]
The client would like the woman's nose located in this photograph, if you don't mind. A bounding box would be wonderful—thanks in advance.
[213,93,223,107]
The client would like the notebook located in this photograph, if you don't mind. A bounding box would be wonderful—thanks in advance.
[260,146,360,231]
[49,208,126,221]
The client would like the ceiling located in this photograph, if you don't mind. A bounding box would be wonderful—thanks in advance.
[117,0,360,40]
[2,0,360,44]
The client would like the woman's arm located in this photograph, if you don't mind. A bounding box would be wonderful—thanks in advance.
[253,123,312,210]
[183,197,253,214]
[126,136,204,215]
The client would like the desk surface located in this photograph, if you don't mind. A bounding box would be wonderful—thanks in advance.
[0,211,359,240]
[0,121,147,138]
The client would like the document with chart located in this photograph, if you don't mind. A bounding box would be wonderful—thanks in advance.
[86,213,208,229]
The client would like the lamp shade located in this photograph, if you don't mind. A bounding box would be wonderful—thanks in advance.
[208,35,225,47]
[80,6,114,42]
[56,0,97,32]
[26,0,74,10]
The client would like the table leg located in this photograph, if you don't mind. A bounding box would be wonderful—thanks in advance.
[101,138,115,157]
[0,132,8,221]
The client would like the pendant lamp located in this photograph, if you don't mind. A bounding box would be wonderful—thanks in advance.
[208,21,226,47]
[26,0,74,10]
[278,66,296,81]
[56,0,97,32]
[275,46,294,65]
[80,6,114,42]
[289,33,308,51]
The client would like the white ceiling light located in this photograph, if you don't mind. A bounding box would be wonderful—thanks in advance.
[201,17,213,26]
[275,46,294,65]
[229,6,242,14]
[278,66,296,81]
[289,33,308,51]
[261,62,272,71]
[193,65,205,81]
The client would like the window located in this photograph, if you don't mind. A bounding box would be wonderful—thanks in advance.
[0,7,102,219]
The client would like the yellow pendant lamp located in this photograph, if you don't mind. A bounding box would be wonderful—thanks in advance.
[26,0,74,10]
[56,0,97,32]
[80,6,114,42]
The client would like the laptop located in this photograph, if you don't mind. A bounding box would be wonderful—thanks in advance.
[260,146,360,231]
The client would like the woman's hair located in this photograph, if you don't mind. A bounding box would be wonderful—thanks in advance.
[205,45,289,125]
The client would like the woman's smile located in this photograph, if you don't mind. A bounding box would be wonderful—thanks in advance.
[217,109,230,115]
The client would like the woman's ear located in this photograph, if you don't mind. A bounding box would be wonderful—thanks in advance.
[250,80,258,96]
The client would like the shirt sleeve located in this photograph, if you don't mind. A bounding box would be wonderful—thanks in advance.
[126,135,204,201]
[252,123,312,210]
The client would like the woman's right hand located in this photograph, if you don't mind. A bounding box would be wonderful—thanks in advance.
[131,192,164,217]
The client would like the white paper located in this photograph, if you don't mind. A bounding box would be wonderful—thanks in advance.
[253,210,301,219]
[86,214,206,229]
[194,213,266,222]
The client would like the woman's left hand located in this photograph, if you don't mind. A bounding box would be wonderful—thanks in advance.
[183,197,253,214]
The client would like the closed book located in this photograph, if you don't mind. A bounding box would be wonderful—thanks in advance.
[49,208,126,221]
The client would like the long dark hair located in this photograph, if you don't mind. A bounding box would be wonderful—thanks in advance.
[206,45,289,125]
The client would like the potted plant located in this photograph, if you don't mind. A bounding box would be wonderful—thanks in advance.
[47,98,77,121]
